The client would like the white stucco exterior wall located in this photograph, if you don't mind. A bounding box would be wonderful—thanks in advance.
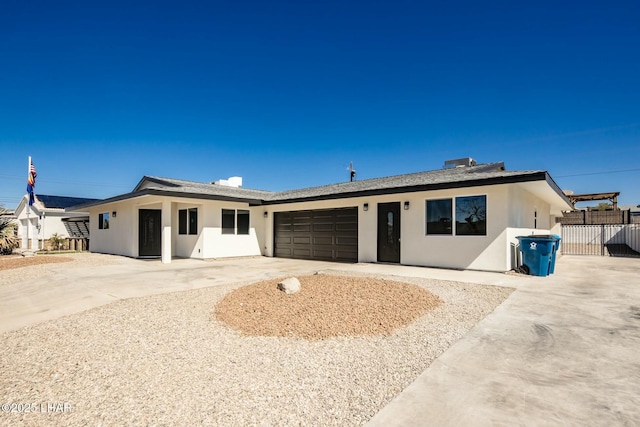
[198,200,261,259]
[87,195,263,260]
[261,182,559,272]
[84,179,566,271]
[88,200,137,257]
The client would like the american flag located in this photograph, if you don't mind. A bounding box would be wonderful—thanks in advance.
[27,161,37,206]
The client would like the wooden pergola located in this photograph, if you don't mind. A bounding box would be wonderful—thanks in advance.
[566,192,620,210]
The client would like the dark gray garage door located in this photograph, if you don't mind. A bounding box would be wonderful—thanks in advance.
[274,207,358,262]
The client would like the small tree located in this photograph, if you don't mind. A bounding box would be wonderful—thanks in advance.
[49,233,65,251]
[0,219,18,255]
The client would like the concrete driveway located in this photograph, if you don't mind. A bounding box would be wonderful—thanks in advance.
[0,255,347,333]
[367,256,640,426]
[1,254,639,426]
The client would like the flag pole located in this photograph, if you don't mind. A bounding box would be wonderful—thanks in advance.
[26,156,31,250]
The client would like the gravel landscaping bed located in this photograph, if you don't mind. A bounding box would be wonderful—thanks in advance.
[216,275,444,339]
[0,253,119,287]
[0,271,513,427]
[0,255,73,271]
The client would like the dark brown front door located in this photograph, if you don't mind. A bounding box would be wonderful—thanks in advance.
[139,209,161,257]
[377,202,400,263]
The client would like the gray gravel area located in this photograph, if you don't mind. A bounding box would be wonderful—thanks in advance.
[0,270,513,426]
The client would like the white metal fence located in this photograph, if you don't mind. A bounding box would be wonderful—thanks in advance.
[561,224,640,257]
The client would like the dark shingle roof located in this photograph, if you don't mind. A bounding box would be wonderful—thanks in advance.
[137,176,274,200]
[266,162,534,202]
[67,162,564,210]
[36,195,99,209]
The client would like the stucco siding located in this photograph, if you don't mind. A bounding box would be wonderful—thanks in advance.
[400,185,509,271]
[199,200,261,259]
[508,185,552,230]
[83,179,565,271]
[88,200,137,257]
[261,184,522,271]
[87,196,262,259]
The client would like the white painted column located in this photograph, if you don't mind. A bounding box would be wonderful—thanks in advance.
[21,220,28,249]
[161,200,172,263]
[40,214,45,250]
[30,218,38,250]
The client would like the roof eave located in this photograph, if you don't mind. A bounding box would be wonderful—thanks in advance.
[263,172,549,205]
[544,172,573,209]
[65,190,152,211]
[67,170,566,211]
[132,176,182,192]
[65,188,264,212]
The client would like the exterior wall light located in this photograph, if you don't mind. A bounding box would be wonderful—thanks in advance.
[112,211,117,218]
[263,212,268,218]
[404,201,410,210]
[363,203,368,211]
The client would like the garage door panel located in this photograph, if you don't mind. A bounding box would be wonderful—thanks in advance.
[336,223,357,231]
[275,248,293,257]
[312,249,334,259]
[293,248,311,257]
[313,223,334,232]
[336,250,358,260]
[312,211,333,218]
[274,208,358,262]
[313,236,334,245]
[336,236,357,246]
[335,211,356,217]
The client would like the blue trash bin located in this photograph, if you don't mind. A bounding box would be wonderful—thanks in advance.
[517,236,556,276]
[549,234,561,274]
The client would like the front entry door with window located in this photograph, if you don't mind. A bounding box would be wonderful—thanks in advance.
[377,202,400,263]
[139,209,161,257]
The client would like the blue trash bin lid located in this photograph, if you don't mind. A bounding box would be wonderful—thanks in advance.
[528,235,555,240]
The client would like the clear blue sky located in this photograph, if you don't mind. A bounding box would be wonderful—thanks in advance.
[1,0,639,209]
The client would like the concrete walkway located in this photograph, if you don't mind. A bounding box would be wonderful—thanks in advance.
[367,255,640,427]
[1,254,639,425]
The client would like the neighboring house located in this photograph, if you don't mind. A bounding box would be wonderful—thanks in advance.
[15,195,98,250]
[67,159,571,272]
